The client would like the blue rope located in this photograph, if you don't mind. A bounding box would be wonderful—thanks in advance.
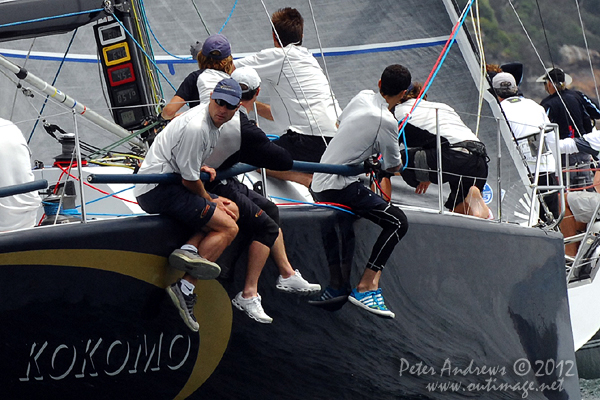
[218,0,239,34]
[397,0,475,169]
[0,8,105,29]
[138,0,190,61]
[110,13,177,91]
[83,186,135,206]
[27,28,78,144]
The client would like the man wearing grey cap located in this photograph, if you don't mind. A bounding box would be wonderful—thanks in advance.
[537,67,600,189]
[494,72,559,224]
[134,78,242,332]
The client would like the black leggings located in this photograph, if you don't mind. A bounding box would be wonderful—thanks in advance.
[363,203,408,272]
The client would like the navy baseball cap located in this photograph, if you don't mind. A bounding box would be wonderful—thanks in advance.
[201,34,231,60]
[211,78,242,105]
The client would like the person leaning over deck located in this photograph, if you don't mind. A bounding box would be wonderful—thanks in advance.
[395,83,492,219]
[537,67,600,190]
[233,7,342,188]
[0,118,41,232]
[311,64,411,319]
[161,34,234,120]
[493,72,559,224]
[133,78,242,332]
[203,66,321,323]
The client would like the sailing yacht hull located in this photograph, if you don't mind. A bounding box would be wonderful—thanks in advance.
[0,206,580,399]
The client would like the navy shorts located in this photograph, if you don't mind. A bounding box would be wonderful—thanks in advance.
[274,130,332,163]
[136,183,216,232]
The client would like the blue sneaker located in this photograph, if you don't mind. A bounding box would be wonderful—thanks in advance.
[348,288,395,318]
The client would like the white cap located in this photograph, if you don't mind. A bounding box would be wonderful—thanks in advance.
[492,72,517,91]
[231,66,261,92]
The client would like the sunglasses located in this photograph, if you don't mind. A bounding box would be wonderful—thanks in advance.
[214,98,239,110]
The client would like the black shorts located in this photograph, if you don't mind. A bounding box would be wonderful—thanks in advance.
[313,181,389,216]
[205,178,279,247]
[401,148,488,210]
[274,130,332,163]
[136,183,216,232]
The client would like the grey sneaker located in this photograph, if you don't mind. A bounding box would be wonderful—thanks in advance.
[168,248,221,280]
[166,280,199,332]
[276,269,321,294]
[232,292,273,324]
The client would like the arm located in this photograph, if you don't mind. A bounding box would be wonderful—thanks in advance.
[238,112,293,170]
[161,95,187,120]
[182,178,212,201]
[255,101,274,121]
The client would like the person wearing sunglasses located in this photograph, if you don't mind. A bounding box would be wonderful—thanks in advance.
[134,78,243,332]
[204,66,322,324]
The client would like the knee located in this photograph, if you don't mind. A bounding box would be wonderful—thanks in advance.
[253,214,279,247]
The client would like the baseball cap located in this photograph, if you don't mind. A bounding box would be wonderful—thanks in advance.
[201,34,231,60]
[211,78,242,105]
[231,66,261,92]
[535,67,573,85]
[492,72,517,91]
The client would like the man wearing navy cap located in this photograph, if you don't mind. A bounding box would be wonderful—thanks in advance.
[134,78,242,332]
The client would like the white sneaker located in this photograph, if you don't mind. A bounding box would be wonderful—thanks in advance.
[232,292,273,324]
[276,269,321,294]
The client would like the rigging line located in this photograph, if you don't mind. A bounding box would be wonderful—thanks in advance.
[218,0,239,34]
[533,0,556,69]
[190,0,211,35]
[397,0,474,138]
[10,38,36,120]
[507,0,585,138]
[574,0,600,102]
[110,13,176,91]
[134,0,163,106]
[0,8,105,29]
[27,29,78,145]
[306,0,339,123]
[138,0,189,61]
[259,0,329,146]
[469,0,485,137]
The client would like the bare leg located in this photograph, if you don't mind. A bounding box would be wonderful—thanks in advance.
[270,229,295,278]
[241,241,270,298]
[267,169,313,188]
[561,193,587,257]
[453,186,491,219]
[356,268,382,292]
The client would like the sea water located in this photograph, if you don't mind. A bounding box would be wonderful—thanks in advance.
[581,378,600,398]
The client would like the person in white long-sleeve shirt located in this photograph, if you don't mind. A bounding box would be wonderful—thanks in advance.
[0,118,41,232]
[234,7,341,187]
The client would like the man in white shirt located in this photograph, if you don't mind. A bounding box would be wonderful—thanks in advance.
[134,78,242,332]
[494,72,559,224]
[0,118,41,232]
[234,7,341,187]
[311,64,411,319]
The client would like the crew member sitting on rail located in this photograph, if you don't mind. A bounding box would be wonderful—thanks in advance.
[134,78,242,332]
[204,66,321,323]
[311,64,411,318]
[395,83,492,219]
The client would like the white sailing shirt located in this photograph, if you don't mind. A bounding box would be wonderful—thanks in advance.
[0,118,41,232]
[133,104,220,197]
[500,96,556,174]
[195,68,241,169]
[234,45,340,137]
[312,90,400,192]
